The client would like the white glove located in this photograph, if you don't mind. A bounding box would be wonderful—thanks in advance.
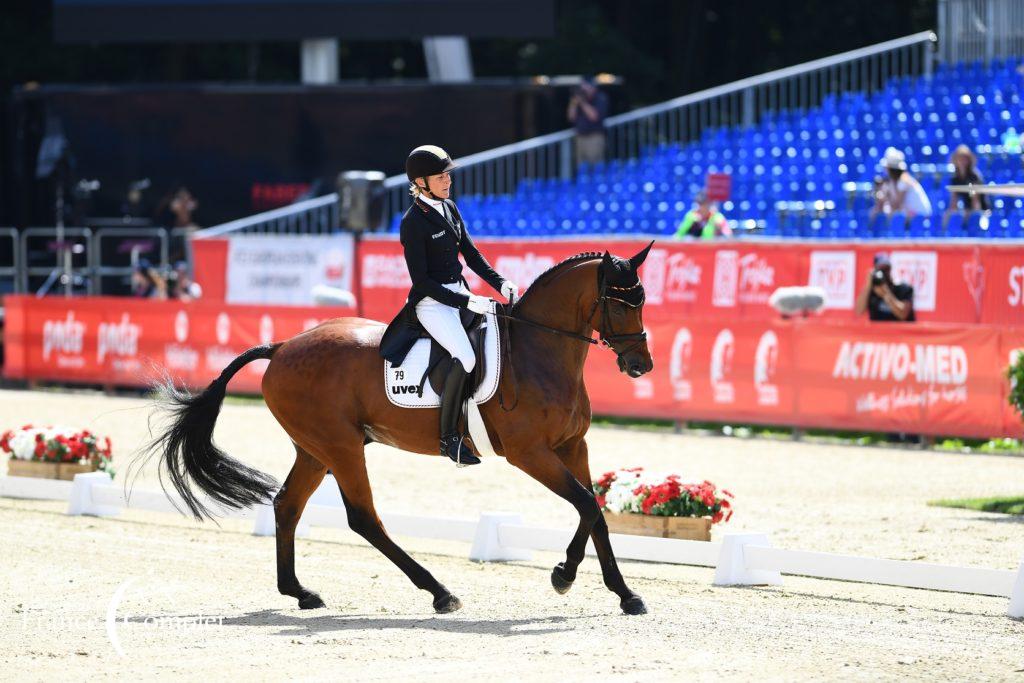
[501,280,519,301]
[466,294,493,314]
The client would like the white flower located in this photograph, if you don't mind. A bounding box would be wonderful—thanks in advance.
[9,430,38,460]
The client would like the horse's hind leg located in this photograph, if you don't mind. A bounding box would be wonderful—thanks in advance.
[275,445,327,609]
[325,442,461,614]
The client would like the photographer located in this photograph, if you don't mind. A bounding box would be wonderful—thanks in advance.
[169,261,203,302]
[566,76,608,166]
[855,253,914,322]
[130,259,168,300]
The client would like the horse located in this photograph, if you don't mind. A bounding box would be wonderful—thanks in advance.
[143,243,656,615]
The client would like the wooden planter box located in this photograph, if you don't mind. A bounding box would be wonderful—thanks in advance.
[605,513,712,541]
[7,459,96,481]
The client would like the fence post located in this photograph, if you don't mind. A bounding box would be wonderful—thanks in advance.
[469,512,532,562]
[742,87,755,128]
[559,138,573,180]
[1009,557,1024,618]
[67,471,119,517]
[713,532,783,586]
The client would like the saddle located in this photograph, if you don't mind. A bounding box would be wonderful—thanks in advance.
[380,302,489,400]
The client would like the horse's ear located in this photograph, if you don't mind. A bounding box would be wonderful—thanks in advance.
[601,250,614,273]
[630,241,655,270]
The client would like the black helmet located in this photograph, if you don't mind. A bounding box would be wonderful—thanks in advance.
[405,145,456,183]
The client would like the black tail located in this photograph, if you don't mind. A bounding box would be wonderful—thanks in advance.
[143,344,280,521]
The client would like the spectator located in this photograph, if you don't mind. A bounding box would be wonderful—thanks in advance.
[855,252,915,322]
[869,147,932,220]
[169,261,202,302]
[944,144,990,225]
[156,185,201,262]
[673,191,732,240]
[566,77,608,167]
[131,259,167,300]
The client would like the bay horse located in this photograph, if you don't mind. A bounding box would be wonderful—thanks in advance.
[144,244,655,615]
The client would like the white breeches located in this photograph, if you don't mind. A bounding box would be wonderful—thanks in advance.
[415,282,476,372]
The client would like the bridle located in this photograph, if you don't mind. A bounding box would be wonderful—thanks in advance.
[493,268,648,411]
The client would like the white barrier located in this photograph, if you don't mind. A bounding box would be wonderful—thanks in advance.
[1,473,1021,618]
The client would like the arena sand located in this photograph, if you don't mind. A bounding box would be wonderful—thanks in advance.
[1,388,1022,680]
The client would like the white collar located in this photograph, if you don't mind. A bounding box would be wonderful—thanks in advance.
[419,193,446,216]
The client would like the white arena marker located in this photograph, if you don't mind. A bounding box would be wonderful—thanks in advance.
[253,479,343,538]
[252,503,276,537]
[1009,559,1024,619]
[713,532,783,586]
[469,512,532,562]
[66,471,120,517]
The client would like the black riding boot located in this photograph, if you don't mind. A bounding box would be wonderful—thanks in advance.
[439,359,480,466]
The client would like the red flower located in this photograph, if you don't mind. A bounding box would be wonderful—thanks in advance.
[34,441,45,457]
[712,510,724,524]
[722,489,734,498]
[641,496,657,515]
[595,494,606,509]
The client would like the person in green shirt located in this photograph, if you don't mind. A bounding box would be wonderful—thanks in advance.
[673,191,732,239]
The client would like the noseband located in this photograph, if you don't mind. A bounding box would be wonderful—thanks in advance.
[587,276,649,361]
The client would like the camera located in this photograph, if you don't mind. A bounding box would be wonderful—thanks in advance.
[872,269,887,285]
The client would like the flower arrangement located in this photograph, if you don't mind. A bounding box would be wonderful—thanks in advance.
[1,424,113,474]
[593,467,733,524]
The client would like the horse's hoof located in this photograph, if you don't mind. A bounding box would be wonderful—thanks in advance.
[620,595,648,615]
[433,593,462,614]
[298,592,325,610]
[551,563,574,595]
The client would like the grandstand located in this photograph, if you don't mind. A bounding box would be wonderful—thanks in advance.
[428,58,1024,241]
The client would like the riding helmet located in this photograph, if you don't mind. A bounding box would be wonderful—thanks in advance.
[405,145,457,182]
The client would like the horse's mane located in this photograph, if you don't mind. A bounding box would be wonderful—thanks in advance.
[517,251,604,306]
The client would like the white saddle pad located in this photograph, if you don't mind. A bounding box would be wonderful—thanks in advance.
[384,310,501,409]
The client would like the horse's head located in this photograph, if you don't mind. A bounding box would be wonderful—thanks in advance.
[593,242,655,378]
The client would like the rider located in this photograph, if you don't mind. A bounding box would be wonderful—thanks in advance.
[401,145,518,466]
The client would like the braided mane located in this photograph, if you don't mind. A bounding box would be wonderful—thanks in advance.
[514,251,603,309]
[530,251,603,288]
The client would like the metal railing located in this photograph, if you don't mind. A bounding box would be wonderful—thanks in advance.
[2,226,198,298]
[92,227,169,295]
[199,32,938,236]
[19,227,95,296]
[0,228,19,294]
[939,0,1024,63]
[379,32,938,225]
[197,194,339,239]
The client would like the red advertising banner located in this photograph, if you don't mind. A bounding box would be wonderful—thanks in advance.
[341,238,1024,327]
[193,236,1024,327]
[2,296,355,393]
[3,295,1022,438]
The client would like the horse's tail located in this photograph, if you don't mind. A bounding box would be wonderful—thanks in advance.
[144,344,280,521]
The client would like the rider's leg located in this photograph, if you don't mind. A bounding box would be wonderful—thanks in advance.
[415,299,479,465]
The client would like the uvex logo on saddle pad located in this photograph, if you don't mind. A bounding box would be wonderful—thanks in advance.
[431,231,445,239]
[391,385,420,395]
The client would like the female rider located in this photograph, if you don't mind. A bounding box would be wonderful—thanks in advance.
[397,145,518,466]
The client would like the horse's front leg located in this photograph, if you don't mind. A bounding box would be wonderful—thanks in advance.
[559,438,646,615]
[507,444,643,614]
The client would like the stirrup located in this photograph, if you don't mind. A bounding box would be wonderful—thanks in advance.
[441,433,480,467]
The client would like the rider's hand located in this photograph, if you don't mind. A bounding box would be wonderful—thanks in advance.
[501,280,519,302]
[466,294,493,314]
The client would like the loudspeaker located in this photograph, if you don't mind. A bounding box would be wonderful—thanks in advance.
[337,170,386,232]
